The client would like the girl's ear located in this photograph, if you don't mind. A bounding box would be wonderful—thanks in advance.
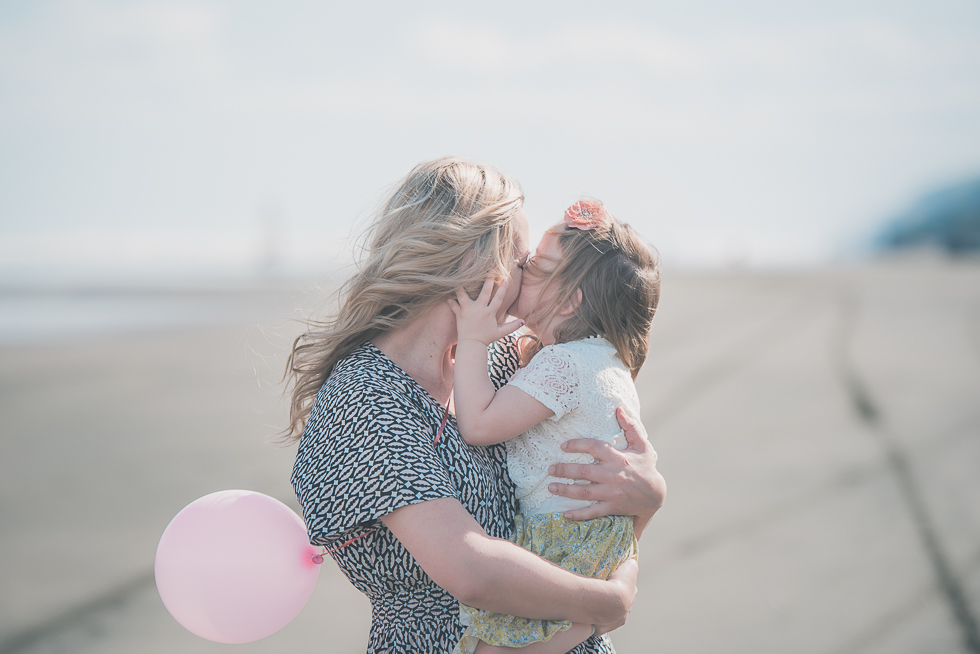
[557,288,583,316]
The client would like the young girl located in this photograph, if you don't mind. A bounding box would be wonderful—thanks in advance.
[449,200,662,654]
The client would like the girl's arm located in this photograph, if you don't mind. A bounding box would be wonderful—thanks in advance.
[450,278,552,445]
[380,496,635,627]
[453,279,667,535]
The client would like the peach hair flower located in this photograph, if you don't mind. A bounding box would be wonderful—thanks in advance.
[564,200,611,231]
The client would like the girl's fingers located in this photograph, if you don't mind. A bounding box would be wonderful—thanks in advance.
[447,299,461,316]
[607,557,638,588]
[561,503,607,521]
[478,276,495,302]
[498,318,524,336]
[489,278,509,308]
[455,287,470,304]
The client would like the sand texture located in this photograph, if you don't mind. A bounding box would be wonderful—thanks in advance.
[1,262,979,654]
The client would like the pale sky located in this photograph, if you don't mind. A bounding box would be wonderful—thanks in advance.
[1,0,979,283]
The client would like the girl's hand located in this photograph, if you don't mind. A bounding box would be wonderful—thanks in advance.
[593,558,638,637]
[449,276,524,346]
[547,407,666,537]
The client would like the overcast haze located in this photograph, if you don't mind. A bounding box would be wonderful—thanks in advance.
[2,0,979,284]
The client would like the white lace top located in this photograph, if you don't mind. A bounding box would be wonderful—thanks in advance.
[505,336,640,516]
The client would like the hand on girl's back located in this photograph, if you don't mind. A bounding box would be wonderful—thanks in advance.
[448,276,524,346]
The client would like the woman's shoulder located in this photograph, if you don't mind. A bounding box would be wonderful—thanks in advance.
[306,343,430,435]
[322,342,414,399]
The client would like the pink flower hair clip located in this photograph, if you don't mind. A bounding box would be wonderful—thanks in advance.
[564,200,611,231]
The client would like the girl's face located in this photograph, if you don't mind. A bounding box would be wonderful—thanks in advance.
[513,225,565,331]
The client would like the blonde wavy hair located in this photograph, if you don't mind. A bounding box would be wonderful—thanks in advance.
[282,157,524,442]
[520,206,661,379]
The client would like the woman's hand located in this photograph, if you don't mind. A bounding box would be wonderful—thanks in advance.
[547,407,666,537]
[449,276,523,346]
[593,558,638,637]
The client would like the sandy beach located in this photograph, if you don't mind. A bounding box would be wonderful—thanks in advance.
[1,261,979,654]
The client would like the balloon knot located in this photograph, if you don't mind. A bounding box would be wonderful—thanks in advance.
[311,554,324,564]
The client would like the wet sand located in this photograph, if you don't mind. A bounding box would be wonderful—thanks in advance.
[2,261,979,654]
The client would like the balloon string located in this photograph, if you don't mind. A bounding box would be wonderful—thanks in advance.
[433,401,450,446]
[310,529,378,564]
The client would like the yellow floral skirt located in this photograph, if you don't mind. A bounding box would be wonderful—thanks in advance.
[454,512,637,654]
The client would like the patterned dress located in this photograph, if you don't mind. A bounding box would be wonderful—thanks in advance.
[291,338,617,653]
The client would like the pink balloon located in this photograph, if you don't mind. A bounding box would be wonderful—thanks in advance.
[154,490,321,644]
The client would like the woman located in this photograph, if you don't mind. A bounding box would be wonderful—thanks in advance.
[286,158,666,653]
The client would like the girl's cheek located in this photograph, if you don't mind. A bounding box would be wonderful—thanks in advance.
[517,284,543,324]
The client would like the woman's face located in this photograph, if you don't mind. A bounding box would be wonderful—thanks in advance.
[512,225,564,328]
[498,208,530,319]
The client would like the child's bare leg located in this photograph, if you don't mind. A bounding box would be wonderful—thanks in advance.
[472,623,593,654]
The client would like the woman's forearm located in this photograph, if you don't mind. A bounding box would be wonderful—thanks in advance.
[454,528,629,624]
[380,497,631,626]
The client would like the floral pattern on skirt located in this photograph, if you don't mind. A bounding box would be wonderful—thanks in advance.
[454,512,637,653]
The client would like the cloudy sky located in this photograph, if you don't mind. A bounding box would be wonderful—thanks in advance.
[1,0,979,282]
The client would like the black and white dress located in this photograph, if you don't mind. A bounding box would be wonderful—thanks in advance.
[291,339,617,653]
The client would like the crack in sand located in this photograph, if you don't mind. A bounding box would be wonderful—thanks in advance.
[833,292,980,654]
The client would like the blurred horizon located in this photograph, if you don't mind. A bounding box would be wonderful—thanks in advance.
[2,0,980,287]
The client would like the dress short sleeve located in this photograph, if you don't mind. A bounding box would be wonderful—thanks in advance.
[488,334,521,390]
[291,348,458,543]
[507,343,580,421]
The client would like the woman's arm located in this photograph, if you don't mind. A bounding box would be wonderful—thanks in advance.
[380,497,635,626]
[548,407,666,538]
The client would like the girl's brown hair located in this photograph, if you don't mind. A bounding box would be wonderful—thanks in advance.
[282,158,524,442]
[522,204,661,379]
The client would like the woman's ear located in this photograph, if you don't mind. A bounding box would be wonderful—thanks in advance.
[557,288,583,316]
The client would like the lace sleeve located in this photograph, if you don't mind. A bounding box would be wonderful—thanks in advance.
[507,344,579,420]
